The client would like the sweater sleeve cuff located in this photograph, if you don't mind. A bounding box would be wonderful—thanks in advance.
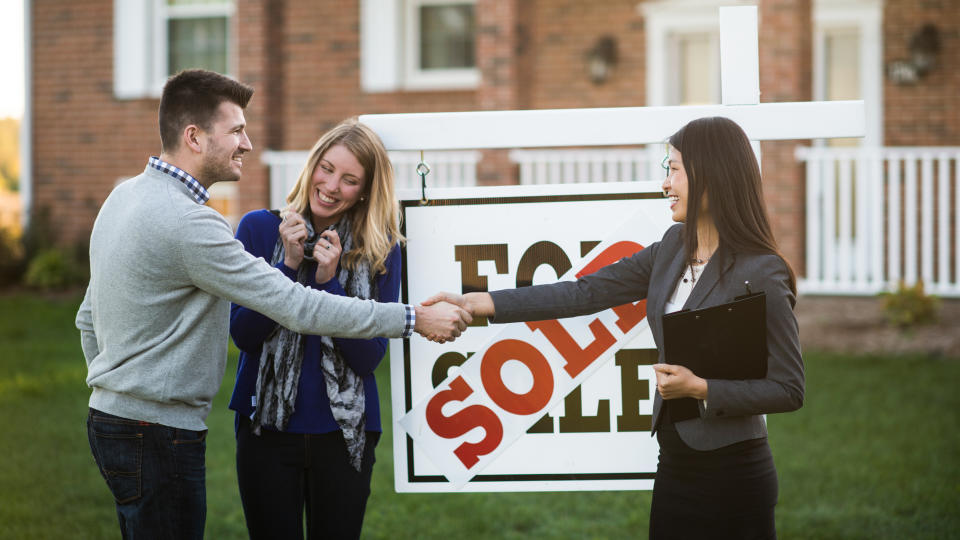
[276,261,298,279]
[319,277,346,295]
[403,304,415,338]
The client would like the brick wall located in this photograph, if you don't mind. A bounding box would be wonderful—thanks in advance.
[270,1,478,147]
[32,0,156,246]
[758,0,812,276]
[883,0,960,146]
[247,0,481,205]
[29,0,960,255]
[474,0,519,185]
[30,0,273,243]
[524,0,646,110]
[231,0,273,221]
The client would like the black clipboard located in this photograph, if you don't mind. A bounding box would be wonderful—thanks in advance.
[660,287,768,422]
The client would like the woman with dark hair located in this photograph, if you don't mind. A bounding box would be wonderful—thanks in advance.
[426,116,804,538]
[228,118,405,539]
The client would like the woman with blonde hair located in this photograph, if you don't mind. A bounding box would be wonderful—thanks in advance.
[228,118,404,539]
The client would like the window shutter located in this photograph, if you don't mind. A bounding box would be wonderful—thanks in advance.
[360,0,401,92]
[113,0,154,99]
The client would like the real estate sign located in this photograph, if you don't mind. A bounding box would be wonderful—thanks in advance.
[390,181,673,492]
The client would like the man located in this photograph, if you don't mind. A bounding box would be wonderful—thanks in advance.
[75,69,468,539]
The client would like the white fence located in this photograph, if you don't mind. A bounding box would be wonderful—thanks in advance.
[509,147,666,184]
[261,150,481,209]
[798,146,960,297]
[263,145,960,298]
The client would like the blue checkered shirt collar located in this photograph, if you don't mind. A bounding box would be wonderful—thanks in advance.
[148,156,210,205]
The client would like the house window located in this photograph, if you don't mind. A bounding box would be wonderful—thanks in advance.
[641,1,735,107]
[667,31,720,106]
[417,2,475,68]
[824,31,860,101]
[639,0,731,173]
[165,1,232,76]
[820,29,861,147]
[813,0,883,147]
[114,0,235,99]
[361,0,478,92]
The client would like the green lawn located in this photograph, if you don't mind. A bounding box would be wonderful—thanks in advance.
[0,292,957,539]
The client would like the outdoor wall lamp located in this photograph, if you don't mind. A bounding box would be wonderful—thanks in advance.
[887,24,940,85]
[586,35,618,85]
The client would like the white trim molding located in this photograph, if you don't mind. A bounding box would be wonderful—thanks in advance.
[813,0,883,146]
[20,0,31,228]
[113,0,235,100]
[640,0,754,107]
[360,0,402,92]
[360,0,479,92]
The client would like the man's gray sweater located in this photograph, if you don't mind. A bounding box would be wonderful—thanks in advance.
[76,165,408,430]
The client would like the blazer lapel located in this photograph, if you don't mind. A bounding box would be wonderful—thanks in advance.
[650,247,688,435]
[650,246,688,320]
[683,248,735,310]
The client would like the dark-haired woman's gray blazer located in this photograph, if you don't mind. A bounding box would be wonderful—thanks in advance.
[489,224,804,450]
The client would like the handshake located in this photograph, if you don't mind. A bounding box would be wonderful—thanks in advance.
[411,292,496,343]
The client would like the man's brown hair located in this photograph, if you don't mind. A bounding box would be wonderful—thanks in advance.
[158,69,253,153]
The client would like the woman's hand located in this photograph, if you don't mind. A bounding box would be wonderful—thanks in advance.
[653,363,708,400]
[312,229,342,284]
[279,208,308,270]
[421,291,495,319]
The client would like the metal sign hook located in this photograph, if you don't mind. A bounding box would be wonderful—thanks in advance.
[417,150,431,205]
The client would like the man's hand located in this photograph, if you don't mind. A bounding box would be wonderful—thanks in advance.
[414,301,473,343]
[422,291,496,319]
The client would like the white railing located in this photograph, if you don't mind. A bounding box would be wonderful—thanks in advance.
[261,150,481,209]
[798,146,960,297]
[509,147,666,184]
[264,145,960,298]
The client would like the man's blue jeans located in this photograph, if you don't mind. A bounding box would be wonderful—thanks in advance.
[87,408,207,539]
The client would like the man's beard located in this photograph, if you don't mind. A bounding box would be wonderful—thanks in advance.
[199,149,241,185]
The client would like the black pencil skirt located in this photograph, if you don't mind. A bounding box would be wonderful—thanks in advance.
[649,422,779,540]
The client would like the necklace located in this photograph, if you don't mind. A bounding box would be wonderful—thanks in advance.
[682,264,704,284]
[690,256,710,265]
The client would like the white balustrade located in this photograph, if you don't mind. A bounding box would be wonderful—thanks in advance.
[265,145,960,297]
[513,145,960,297]
[509,147,667,185]
[798,146,960,297]
[261,150,481,210]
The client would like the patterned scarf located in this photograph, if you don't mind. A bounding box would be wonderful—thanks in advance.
[250,215,375,471]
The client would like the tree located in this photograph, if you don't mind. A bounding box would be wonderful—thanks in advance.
[0,117,20,192]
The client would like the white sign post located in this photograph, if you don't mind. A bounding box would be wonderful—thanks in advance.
[361,6,865,492]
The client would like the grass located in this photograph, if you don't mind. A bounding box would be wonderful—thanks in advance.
[0,291,957,539]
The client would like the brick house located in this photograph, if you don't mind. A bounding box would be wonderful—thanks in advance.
[22,0,960,295]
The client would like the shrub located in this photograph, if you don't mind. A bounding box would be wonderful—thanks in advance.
[880,280,939,329]
[0,224,24,286]
[23,249,85,290]
[14,205,90,290]
[21,205,56,263]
